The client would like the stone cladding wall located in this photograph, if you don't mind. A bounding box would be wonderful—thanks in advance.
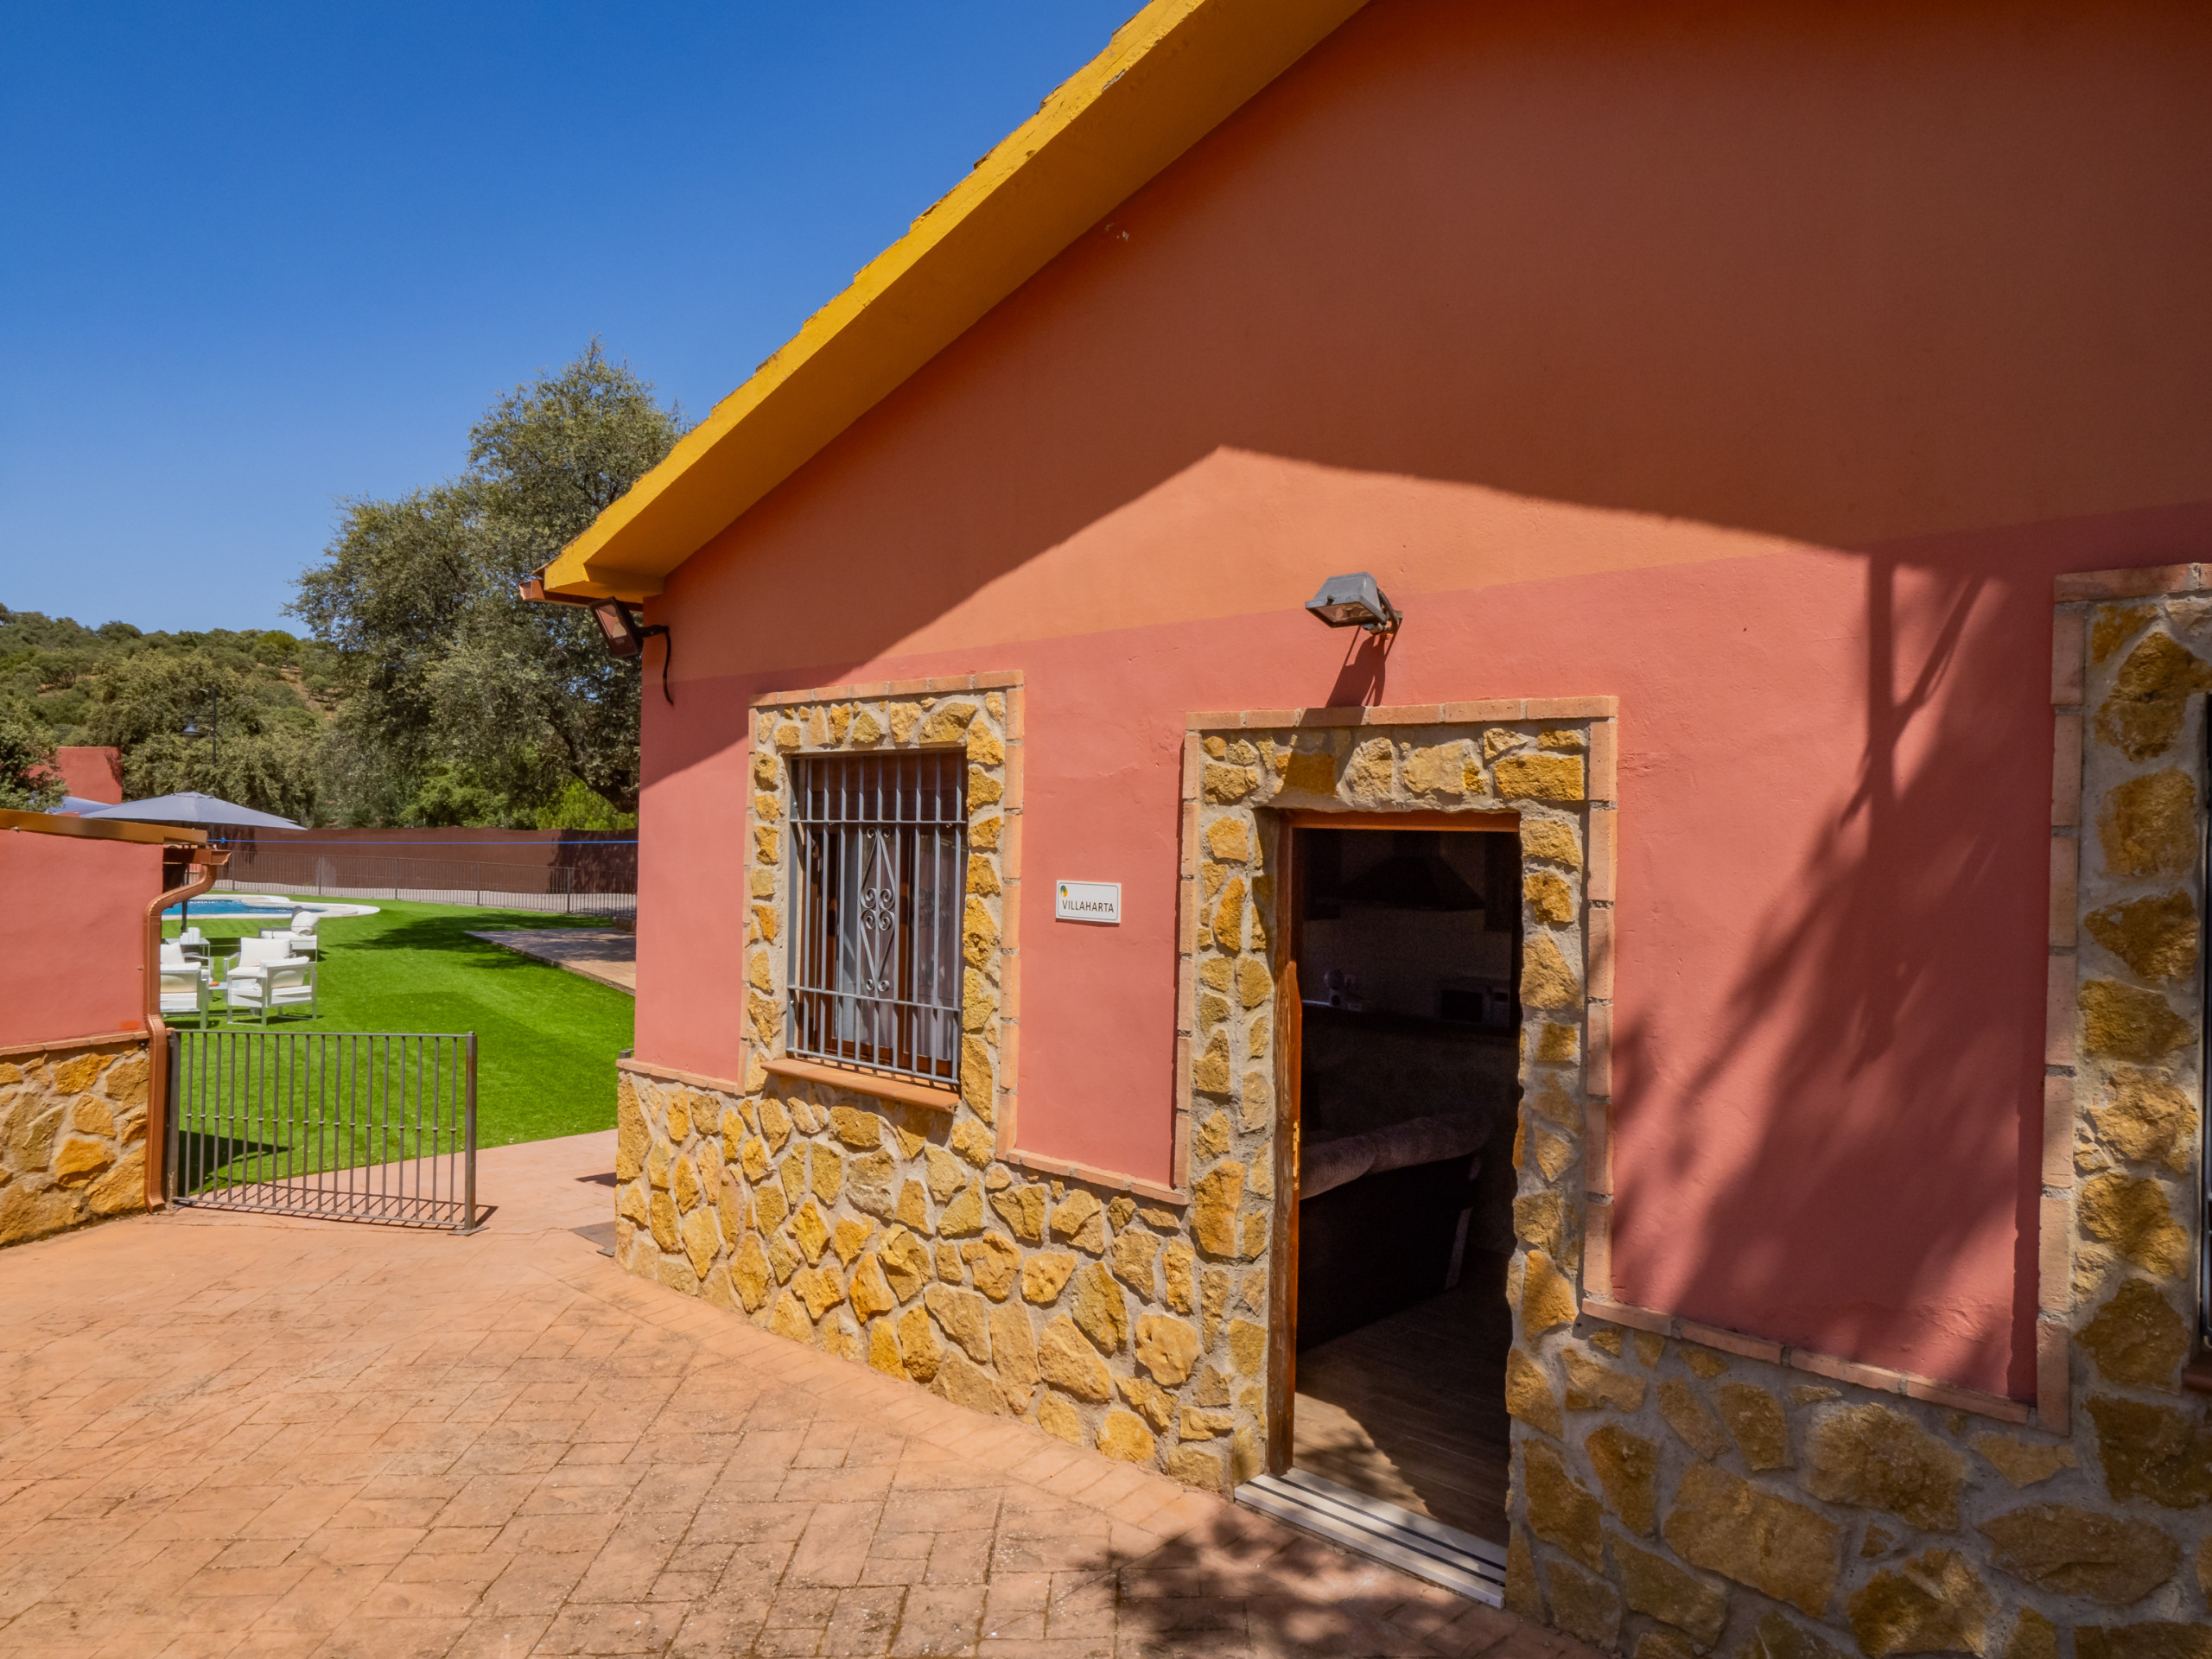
[0,1037,151,1245]
[616,671,1272,1490]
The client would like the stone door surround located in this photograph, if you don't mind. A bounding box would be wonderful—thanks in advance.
[1172,696,1618,1475]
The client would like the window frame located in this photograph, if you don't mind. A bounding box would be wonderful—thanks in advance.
[782,749,968,1088]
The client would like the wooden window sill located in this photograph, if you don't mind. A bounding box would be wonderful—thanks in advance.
[763,1053,959,1115]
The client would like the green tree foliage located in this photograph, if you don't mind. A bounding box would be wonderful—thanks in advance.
[0,700,59,810]
[0,609,331,817]
[78,652,320,820]
[292,342,683,824]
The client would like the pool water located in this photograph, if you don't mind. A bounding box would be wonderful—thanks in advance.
[162,898,381,920]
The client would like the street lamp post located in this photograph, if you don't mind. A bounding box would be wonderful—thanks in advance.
[176,693,220,929]
[181,692,218,788]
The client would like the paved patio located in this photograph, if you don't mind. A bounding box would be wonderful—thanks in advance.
[467,931,637,994]
[0,1132,1594,1659]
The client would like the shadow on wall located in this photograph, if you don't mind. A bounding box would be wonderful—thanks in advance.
[1608,547,2051,1398]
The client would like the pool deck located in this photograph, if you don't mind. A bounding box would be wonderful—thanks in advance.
[468,928,638,995]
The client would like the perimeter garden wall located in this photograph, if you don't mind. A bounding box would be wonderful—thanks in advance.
[0,813,164,1243]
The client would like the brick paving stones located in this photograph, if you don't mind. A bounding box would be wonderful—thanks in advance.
[0,1132,1599,1659]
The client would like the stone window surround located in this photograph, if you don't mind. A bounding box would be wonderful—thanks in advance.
[626,668,1197,1210]
[737,672,1193,1211]
[740,673,1026,1132]
[2043,562,2212,1429]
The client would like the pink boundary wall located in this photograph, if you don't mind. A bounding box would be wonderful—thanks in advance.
[627,1,2212,1400]
[0,830,158,1047]
[52,747,123,806]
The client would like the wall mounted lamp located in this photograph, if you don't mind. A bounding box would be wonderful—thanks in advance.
[591,601,674,705]
[514,576,675,703]
[1304,572,1401,634]
[590,600,658,658]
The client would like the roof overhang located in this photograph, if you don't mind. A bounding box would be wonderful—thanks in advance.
[1,809,207,848]
[535,0,1369,601]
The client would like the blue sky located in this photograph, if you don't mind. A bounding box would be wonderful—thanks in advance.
[0,3,1132,633]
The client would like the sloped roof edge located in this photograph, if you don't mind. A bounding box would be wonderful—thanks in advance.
[540,0,1370,600]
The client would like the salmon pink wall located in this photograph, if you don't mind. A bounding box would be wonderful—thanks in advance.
[632,0,2212,1397]
[0,830,158,1047]
[53,747,123,806]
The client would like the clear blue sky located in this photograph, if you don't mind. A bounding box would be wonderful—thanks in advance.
[0,3,1132,634]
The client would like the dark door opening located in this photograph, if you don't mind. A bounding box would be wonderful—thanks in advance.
[1284,823,1521,1548]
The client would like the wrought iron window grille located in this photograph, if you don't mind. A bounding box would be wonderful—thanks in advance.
[785,751,966,1087]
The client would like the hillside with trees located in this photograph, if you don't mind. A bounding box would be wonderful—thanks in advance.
[1,343,679,828]
[0,613,334,815]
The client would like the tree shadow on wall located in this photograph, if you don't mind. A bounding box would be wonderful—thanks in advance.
[1609,550,2048,1396]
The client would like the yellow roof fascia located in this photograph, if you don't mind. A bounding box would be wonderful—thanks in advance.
[540,0,1369,601]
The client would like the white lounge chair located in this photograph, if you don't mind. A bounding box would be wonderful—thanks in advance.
[258,926,317,960]
[224,957,318,1024]
[220,935,310,1017]
[231,936,294,972]
[158,963,213,1020]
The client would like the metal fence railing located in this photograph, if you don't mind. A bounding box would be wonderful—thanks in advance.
[166,1029,479,1230]
[212,856,634,917]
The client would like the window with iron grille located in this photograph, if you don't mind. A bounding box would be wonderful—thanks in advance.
[785,751,966,1085]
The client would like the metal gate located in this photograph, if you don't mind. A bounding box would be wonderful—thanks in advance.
[166,1030,479,1231]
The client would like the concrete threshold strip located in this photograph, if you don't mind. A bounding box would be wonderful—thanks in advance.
[1236,1470,1507,1605]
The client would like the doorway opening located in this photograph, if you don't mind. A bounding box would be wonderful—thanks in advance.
[1276,818,1522,1564]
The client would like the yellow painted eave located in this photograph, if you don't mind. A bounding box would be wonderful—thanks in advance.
[539,0,1368,601]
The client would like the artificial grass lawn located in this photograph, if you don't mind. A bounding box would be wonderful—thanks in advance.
[163,898,633,1147]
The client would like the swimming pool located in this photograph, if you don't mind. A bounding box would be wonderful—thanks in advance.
[162,899,289,918]
[162,898,382,919]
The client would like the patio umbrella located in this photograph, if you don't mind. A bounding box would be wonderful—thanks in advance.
[78,792,303,922]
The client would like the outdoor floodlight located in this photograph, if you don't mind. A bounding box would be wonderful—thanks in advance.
[587,600,676,704]
[592,599,650,658]
[1305,572,1400,634]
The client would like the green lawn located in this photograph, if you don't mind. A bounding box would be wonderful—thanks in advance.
[163,898,633,1147]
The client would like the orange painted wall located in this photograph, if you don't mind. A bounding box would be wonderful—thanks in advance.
[0,829,158,1047]
[632,0,2212,1396]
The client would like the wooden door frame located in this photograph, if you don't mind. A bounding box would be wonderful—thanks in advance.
[1265,820,1304,1473]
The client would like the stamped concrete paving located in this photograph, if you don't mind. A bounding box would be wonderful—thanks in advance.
[0,1132,1598,1659]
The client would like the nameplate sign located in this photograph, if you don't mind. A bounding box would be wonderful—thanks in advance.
[1055,880,1122,925]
